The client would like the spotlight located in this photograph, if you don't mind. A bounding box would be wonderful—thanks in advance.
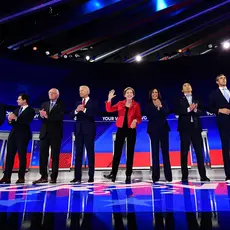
[45,51,50,55]
[222,41,230,50]
[178,49,182,53]
[135,55,142,62]
[63,54,68,59]
[85,55,90,61]
[33,46,37,51]
[208,44,213,49]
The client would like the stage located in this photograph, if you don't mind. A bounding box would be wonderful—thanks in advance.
[0,169,230,229]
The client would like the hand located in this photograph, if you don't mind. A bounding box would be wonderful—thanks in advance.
[76,105,85,112]
[189,103,196,111]
[8,113,17,121]
[218,108,230,115]
[130,119,137,129]
[39,109,48,118]
[108,89,116,102]
[154,99,162,108]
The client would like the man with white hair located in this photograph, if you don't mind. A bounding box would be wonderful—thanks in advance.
[33,88,65,184]
[71,85,98,183]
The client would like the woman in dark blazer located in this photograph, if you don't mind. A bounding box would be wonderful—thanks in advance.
[104,87,142,183]
[145,88,172,183]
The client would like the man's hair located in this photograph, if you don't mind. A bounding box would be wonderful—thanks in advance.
[19,94,29,103]
[216,74,225,81]
[80,85,90,94]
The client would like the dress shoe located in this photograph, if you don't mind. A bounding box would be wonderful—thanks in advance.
[182,178,188,183]
[32,178,48,185]
[16,179,25,184]
[49,179,57,184]
[0,177,11,184]
[70,179,81,183]
[88,178,94,183]
[166,179,172,183]
[104,173,116,182]
[200,177,210,182]
[125,176,131,184]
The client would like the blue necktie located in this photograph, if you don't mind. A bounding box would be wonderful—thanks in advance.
[50,102,55,111]
[223,88,229,102]
[18,107,23,116]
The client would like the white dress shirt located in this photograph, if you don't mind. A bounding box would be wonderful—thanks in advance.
[185,94,197,122]
[219,86,230,102]
[15,105,28,120]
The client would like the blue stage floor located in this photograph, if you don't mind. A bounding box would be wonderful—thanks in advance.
[1,180,230,229]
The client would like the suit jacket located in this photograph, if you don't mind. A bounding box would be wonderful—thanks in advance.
[0,103,5,126]
[72,98,98,136]
[209,88,230,129]
[39,99,65,140]
[175,94,203,133]
[9,106,35,140]
[105,100,142,128]
[144,100,170,136]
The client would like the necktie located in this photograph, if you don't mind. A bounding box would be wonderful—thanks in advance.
[18,107,23,116]
[50,102,55,111]
[82,99,86,106]
[223,88,229,102]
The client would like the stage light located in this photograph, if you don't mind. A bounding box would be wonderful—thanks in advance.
[178,49,182,53]
[63,54,68,59]
[33,46,37,51]
[156,0,167,11]
[45,51,50,55]
[222,41,230,50]
[135,55,142,62]
[208,44,213,49]
[85,55,90,61]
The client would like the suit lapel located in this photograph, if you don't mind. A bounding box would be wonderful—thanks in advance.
[182,96,189,107]
[217,88,229,103]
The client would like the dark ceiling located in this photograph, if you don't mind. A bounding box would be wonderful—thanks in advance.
[0,0,229,63]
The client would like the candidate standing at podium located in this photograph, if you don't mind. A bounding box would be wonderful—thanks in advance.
[104,87,142,183]
[209,74,230,181]
[70,85,98,183]
[33,88,65,184]
[0,94,35,184]
[144,88,172,183]
[176,83,210,182]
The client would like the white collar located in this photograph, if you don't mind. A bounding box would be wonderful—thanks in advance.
[21,105,28,110]
[83,96,90,102]
[219,86,228,90]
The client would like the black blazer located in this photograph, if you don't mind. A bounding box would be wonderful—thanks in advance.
[175,95,203,133]
[39,99,65,139]
[9,106,35,140]
[144,101,170,136]
[0,103,5,126]
[209,88,230,129]
[71,98,98,136]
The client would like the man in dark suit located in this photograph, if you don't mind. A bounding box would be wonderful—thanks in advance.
[176,83,209,182]
[33,88,65,184]
[70,85,98,183]
[209,74,230,180]
[0,94,35,184]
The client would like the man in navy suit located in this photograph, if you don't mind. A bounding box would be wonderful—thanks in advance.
[71,85,98,183]
[209,74,230,180]
[176,83,210,182]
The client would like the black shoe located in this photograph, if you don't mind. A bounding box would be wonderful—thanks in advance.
[70,178,81,183]
[166,179,172,182]
[50,179,57,184]
[33,178,48,185]
[88,178,94,183]
[125,176,131,184]
[16,178,25,184]
[182,178,188,183]
[104,173,116,182]
[200,177,210,182]
[0,177,11,184]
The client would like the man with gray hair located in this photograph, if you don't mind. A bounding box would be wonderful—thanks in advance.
[33,88,65,184]
[71,85,98,183]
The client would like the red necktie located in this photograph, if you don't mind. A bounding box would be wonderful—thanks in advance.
[82,99,86,106]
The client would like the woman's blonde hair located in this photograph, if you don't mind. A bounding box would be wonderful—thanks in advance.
[123,87,135,96]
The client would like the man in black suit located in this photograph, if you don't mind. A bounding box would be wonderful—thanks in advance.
[0,94,35,184]
[209,74,230,180]
[70,85,98,183]
[33,88,65,184]
[176,83,209,182]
